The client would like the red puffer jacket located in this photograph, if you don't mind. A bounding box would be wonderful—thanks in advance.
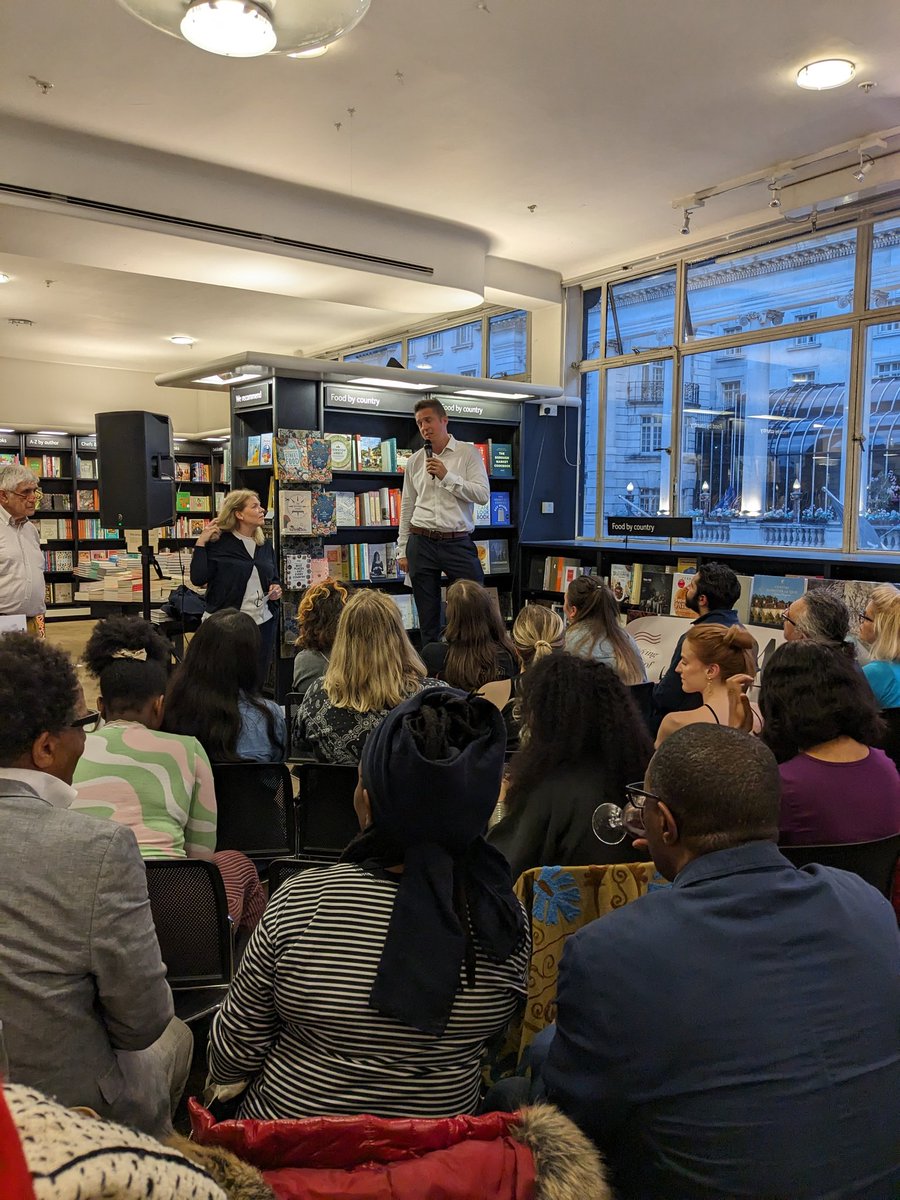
[189,1099,609,1200]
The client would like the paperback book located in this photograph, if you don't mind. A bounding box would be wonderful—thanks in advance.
[325,433,354,472]
[748,575,807,628]
[246,435,261,467]
[260,433,273,467]
[279,489,312,537]
[490,491,511,525]
[310,486,337,535]
[355,435,383,471]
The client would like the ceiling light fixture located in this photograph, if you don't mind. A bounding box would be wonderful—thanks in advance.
[852,148,875,183]
[796,58,855,90]
[680,207,693,236]
[169,334,196,345]
[36,430,68,436]
[457,388,530,400]
[0,428,14,433]
[115,0,371,58]
[767,178,782,208]
[0,273,11,284]
[347,376,430,391]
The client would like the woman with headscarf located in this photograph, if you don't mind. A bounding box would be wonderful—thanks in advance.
[207,688,529,1119]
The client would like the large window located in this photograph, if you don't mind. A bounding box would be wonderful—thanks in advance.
[580,215,900,555]
[407,321,481,374]
[488,310,528,377]
[344,341,403,367]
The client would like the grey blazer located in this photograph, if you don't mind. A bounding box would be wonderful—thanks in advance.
[0,778,173,1116]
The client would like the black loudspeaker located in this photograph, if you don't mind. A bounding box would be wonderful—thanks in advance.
[96,411,176,529]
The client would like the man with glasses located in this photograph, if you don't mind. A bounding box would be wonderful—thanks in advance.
[782,589,855,659]
[0,633,191,1136]
[0,465,47,634]
[542,724,900,1200]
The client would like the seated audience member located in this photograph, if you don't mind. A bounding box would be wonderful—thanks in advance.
[542,724,900,1200]
[163,609,287,762]
[500,603,566,748]
[858,583,900,709]
[758,640,900,845]
[421,578,518,689]
[782,588,855,657]
[294,589,446,763]
[655,623,760,747]
[0,633,191,1137]
[208,688,529,1120]
[488,655,653,879]
[653,561,742,717]
[292,577,351,698]
[563,576,646,684]
[71,617,266,934]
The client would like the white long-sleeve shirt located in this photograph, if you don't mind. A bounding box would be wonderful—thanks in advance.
[397,436,490,556]
[0,504,46,617]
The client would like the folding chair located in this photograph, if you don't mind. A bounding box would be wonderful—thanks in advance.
[145,859,233,1024]
[780,833,900,899]
[293,761,360,865]
[211,762,296,863]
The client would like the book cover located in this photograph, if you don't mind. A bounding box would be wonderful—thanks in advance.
[275,429,309,482]
[306,435,332,482]
[279,489,312,536]
[189,495,208,512]
[391,593,418,630]
[54,494,72,511]
[355,435,383,471]
[385,543,401,578]
[54,581,73,603]
[367,543,389,579]
[260,432,273,467]
[325,433,354,472]
[310,486,337,535]
[175,462,191,482]
[310,556,329,584]
[191,461,210,482]
[669,566,698,618]
[635,568,674,616]
[490,491,511,525]
[749,575,807,628]
[473,540,490,574]
[36,493,52,512]
[77,489,97,511]
[333,491,357,527]
[325,544,347,580]
[176,492,191,513]
[379,438,397,472]
[246,435,261,467]
[488,538,510,574]
[54,550,73,571]
[528,557,546,591]
[489,442,513,477]
[474,501,491,527]
[396,448,413,474]
[474,443,490,473]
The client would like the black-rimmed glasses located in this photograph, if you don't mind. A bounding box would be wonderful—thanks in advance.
[592,781,658,845]
[781,609,797,628]
[11,487,42,501]
[69,711,101,733]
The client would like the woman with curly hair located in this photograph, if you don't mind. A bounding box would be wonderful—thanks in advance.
[655,623,761,747]
[294,589,447,763]
[758,640,900,846]
[70,616,265,933]
[163,609,287,762]
[858,583,900,709]
[292,578,351,697]
[563,576,646,685]
[487,653,653,878]
[421,579,518,692]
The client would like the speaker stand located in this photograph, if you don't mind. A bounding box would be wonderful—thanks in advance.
[138,531,165,622]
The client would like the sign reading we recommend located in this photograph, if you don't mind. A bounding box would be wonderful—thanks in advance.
[606,516,694,538]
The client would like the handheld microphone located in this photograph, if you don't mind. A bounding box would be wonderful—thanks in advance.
[424,439,433,459]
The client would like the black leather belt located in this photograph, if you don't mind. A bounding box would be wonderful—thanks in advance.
[409,525,469,541]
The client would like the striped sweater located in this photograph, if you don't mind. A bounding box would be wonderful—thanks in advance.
[207,861,530,1119]
[70,721,217,859]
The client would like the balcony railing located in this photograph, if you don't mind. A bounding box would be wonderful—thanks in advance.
[626,381,665,404]
[761,522,828,548]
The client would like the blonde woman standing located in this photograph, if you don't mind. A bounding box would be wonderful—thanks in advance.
[564,575,646,685]
[191,489,282,685]
[858,584,900,708]
[293,589,447,763]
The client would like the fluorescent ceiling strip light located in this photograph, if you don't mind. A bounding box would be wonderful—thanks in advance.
[194,371,264,386]
[347,376,430,391]
[456,389,530,400]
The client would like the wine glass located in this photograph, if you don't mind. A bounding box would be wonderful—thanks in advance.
[591,783,651,846]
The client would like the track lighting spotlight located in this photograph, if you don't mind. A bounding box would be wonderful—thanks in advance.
[767,179,782,208]
[853,150,875,184]
[680,207,692,236]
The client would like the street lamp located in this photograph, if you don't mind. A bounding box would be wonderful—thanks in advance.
[700,480,710,518]
[791,477,802,523]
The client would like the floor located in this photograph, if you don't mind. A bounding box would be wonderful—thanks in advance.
[44,618,100,707]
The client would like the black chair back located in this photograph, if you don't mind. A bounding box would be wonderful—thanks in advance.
[145,859,233,987]
[285,691,304,742]
[211,762,296,860]
[293,761,360,860]
[628,681,657,737]
[878,708,900,774]
[780,833,900,898]
[268,856,326,896]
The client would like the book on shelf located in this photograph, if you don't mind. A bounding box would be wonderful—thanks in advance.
[474,500,491,527]
[307,435,331,482]
[37,517,74,541]
[354,435,383,471]
[247,435,261,467]
[76,488,98,511]
[275,429,332,482]
[185,495,205,512]
[333,541,403,582]
[487,538,510,574]
[379,438,397,472]
[473,540,489,574]
[541,555,583,592]
[0,452,21,466]
[609,563,637,604]
[191,461,211,482]
[283,551,329,589]
[749,575,807,628]
[175,462,191,482]
[488,442,513,477]
[390,592,419,630]
[76,518,119,540]
[333,491,357,527]
[176,492,191,513]
[325,432,354,472]
[669,561,698,619]
[396,448,413,474]
[214,491,225,512]
[260,433,273,468]
[278,488,313,536]
[75,455,96,479]
[324,544,346,580]
[42,549,74,571]
[474,443,490,473]
[626,568,674,620]
[310,486,337,535]
[490,491,511,525]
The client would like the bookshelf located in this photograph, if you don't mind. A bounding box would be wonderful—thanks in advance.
[158,441,216,545]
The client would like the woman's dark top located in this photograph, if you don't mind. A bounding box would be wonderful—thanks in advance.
[421,641,518,688]
[190,531,280,614]
[488,763,647,881]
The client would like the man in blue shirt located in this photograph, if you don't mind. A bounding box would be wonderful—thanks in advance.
[652,561,742,718]
[542,724,900,1200]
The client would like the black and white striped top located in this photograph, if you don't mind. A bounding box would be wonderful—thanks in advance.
[207,861,529,1119]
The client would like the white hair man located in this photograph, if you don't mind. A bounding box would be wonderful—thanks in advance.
[0,463,46,633]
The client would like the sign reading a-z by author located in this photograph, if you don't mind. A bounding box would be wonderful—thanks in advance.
[606,516,694,538]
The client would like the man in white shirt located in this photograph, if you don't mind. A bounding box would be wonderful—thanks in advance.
[0,464,46,632]
[398,399,490,645]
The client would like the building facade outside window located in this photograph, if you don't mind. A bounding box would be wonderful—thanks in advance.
[579,216,900,555]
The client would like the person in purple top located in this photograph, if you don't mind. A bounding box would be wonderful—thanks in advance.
[758,641,900,845]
